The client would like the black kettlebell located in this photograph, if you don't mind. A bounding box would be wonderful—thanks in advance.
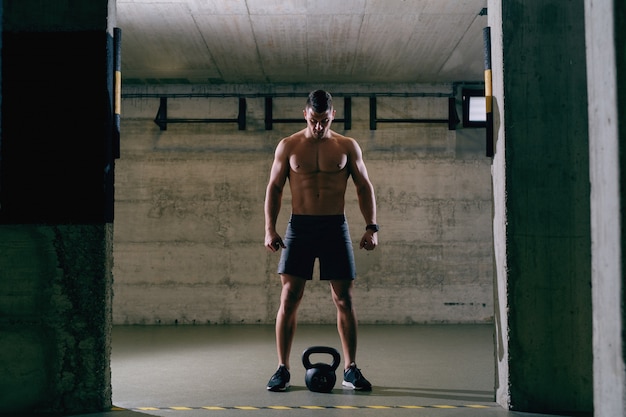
[302,346,341,393]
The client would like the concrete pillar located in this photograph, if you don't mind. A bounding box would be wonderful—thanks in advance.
[0,0,115,414]
[585,0,626,416]
[491,0,593,414]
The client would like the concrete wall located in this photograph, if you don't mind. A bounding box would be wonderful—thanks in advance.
[113,84,494,325]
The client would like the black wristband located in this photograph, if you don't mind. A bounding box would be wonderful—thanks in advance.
[365,224,379,232]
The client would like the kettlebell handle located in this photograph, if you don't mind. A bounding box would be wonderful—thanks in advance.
[302,345,341,371]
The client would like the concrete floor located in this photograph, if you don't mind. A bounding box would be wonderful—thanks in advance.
[74,324,571,417]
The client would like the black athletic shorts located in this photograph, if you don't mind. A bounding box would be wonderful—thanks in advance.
[277,214,356,280]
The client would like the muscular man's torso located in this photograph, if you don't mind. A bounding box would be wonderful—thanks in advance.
[285,130,351,215]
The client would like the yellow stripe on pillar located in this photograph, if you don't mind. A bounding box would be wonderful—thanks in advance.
[115,71,122,115]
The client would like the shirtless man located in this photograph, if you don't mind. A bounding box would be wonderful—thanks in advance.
[264,90,378,392]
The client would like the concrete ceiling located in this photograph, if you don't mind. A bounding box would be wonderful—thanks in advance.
[116,0,488,85]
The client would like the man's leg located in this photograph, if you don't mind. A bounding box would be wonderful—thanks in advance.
[330,280,357,368]
[276,274,306,368]
[330,279,372,390]
[267,274,306,391]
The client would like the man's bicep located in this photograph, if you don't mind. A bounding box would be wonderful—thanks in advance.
[349,145,371,187]
[268,146,290,189]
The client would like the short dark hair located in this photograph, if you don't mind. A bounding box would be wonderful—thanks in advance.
[306,90,333,113]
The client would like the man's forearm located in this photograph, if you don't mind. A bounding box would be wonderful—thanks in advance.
[265,188,283,232]
[357,183,376,224]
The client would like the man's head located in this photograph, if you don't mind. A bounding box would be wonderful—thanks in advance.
[304,90,335,139]
[306,90,333,113]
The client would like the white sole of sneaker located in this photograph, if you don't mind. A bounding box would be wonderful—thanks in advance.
[267,382,290,392]
[342,381,371,390]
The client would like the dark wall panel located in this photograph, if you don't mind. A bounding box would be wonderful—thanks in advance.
[1,31,112,224]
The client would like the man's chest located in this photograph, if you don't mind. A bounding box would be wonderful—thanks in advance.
[289,143,348,174]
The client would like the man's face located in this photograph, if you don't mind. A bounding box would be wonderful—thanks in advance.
[304,107,335,139]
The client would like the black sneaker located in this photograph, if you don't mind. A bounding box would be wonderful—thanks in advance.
[267,365,290,392]
[342,363,372,391]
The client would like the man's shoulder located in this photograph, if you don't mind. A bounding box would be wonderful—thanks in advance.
[280,130,307,145]
[330,131,359,147]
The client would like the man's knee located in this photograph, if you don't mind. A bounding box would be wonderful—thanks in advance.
[331,291,353,312]
[280,275,306,312]
[282,286,303,306]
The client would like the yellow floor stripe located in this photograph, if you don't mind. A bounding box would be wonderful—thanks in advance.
[123,403,497,412]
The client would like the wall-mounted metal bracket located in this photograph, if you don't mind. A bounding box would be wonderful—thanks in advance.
[264,96,352,130]
[154,97,246,131]
[125,91,467,132]
[369,96,459,130]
